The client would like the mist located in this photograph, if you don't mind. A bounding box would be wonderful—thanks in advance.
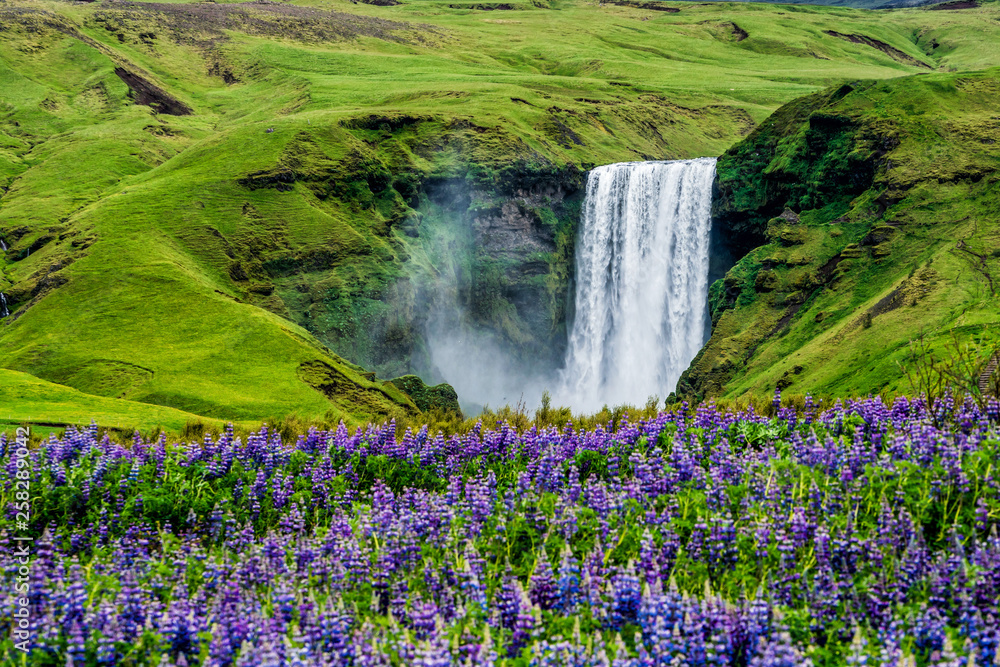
[407,178,563,415]
[425,315,555,415]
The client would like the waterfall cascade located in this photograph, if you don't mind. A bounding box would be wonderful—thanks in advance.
[555,158,717,412]
[0,293,9,318]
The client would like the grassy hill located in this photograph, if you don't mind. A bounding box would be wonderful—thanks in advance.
[0,368,232,436]
[2,0,1000,426]
[679,67,1000,400]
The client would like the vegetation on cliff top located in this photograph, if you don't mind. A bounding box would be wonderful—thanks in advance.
[681,67,1000,401]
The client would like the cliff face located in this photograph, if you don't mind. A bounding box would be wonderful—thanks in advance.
[419,169,585,377]
[286,166,585,385]
[234,117,587,387]
[709,83,891,258]
[679,70,1000,401]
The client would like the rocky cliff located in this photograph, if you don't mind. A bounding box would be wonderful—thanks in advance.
[225,115,588,390]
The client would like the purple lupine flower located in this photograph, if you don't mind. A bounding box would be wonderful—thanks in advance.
[748,631,812,667]
[529,548,558,611]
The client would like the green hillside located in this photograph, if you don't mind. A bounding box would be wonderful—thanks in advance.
[679,67,1000,400]
[0,368,230,435]
[2,0,1000,424]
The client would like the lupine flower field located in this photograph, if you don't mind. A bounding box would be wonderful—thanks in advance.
[2,393,1000,666]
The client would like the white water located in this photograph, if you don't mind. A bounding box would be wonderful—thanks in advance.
[554,158,717,412]
[0,293,9,318]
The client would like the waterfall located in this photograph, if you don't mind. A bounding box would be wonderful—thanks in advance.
[0,293,9,318]
[555,158,717,412]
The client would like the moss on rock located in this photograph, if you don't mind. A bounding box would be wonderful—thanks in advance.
[389,375,462,415]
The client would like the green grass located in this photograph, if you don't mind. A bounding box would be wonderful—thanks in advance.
[683,68,1000,400]
[2,0,1000,422]
[0,368,231,434]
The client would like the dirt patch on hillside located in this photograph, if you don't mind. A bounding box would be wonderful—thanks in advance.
[835,267,938,339]
[767,301,805,338]
[824,30,931,69]
[114,67,192,115]
[729,22,748,41]
[702,21,748,43]
[928,0,978,9]
[543,108,585,148]
[816,253,843,282]
[602,0,680,11]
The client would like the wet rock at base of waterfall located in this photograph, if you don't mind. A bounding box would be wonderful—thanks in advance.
[778,208,800,224]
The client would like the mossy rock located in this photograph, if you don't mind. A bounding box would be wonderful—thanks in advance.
[778,226,808,247]
[872,244,893,258]
[788,270,819,291]
[754,269,780,292]
[389,375,462,415]
[297,361,418,418]
[777,291,807,307]
[840,244,865,259]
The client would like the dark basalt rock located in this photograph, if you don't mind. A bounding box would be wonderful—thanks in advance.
[114,68,193,116]
[238,169,296,191]
[927,0,978,9]
[823,31,931,69]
